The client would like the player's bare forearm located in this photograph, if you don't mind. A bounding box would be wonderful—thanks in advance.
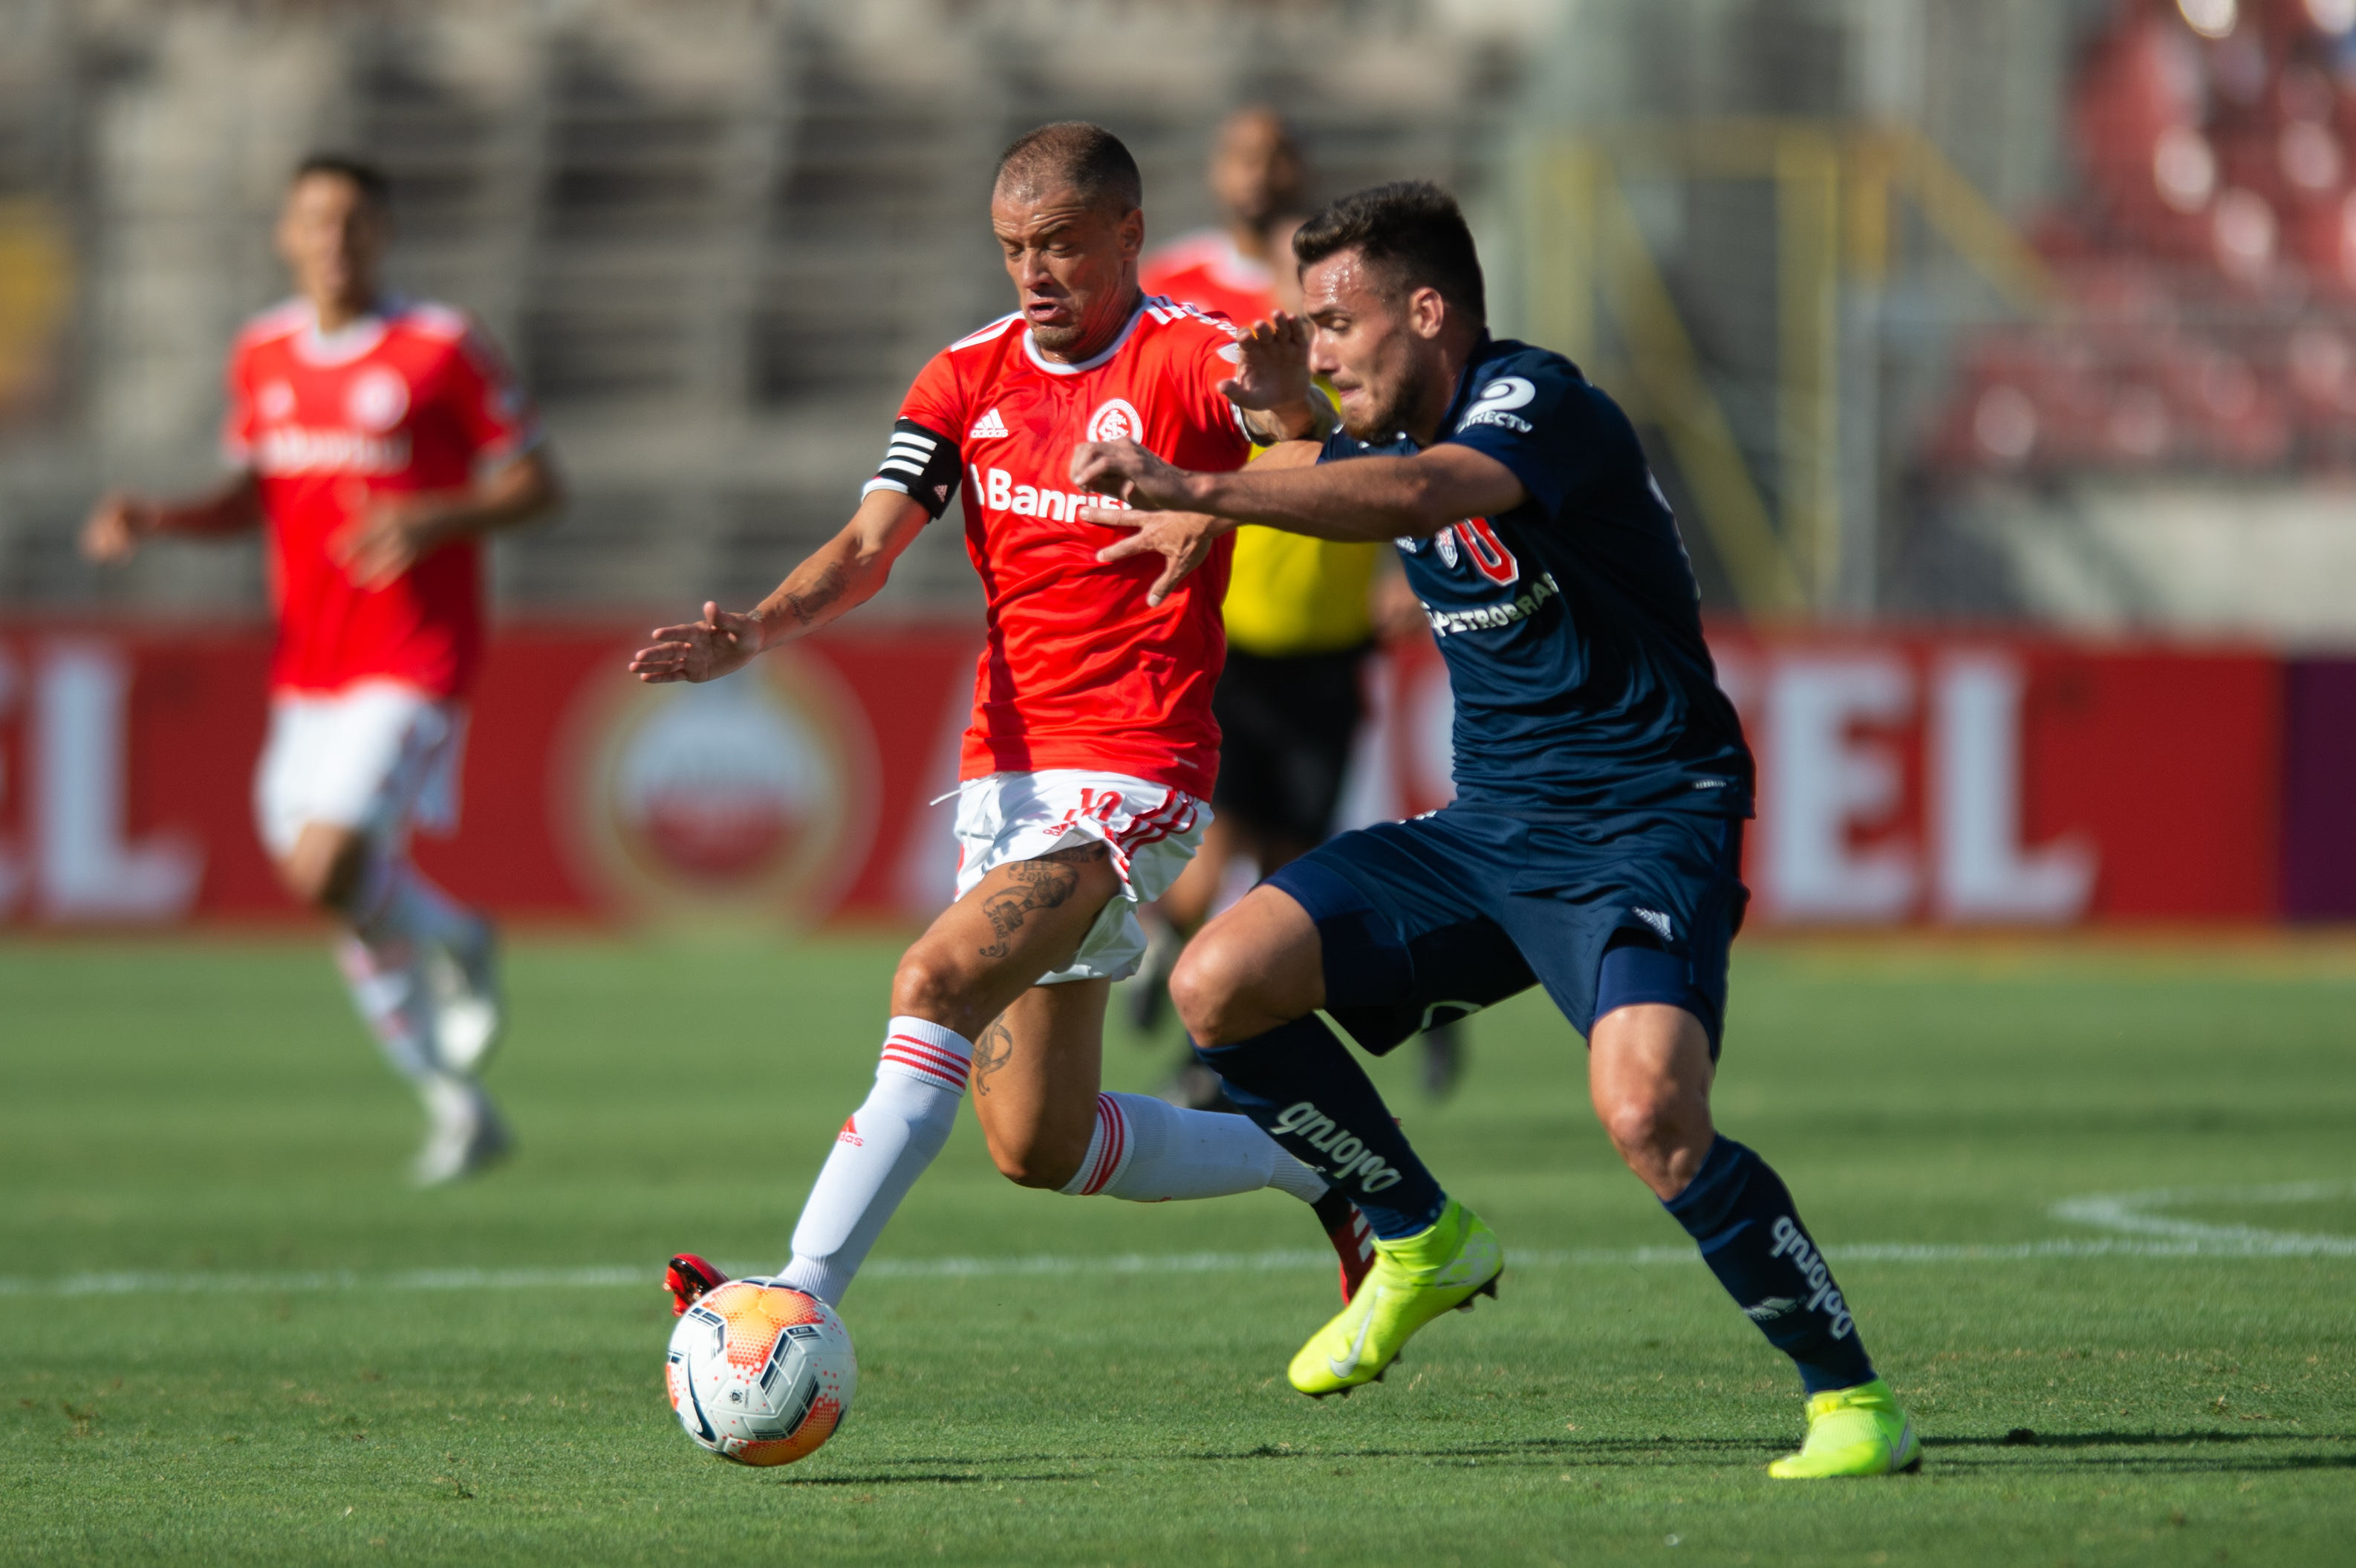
[1072,438,1523,542]
[400,449,564,547]
[81,473,263,565]
[630,494,926,685]
[1176,445,1526,541]
[749,490,929,648]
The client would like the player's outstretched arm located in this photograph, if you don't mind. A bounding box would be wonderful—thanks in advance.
[334,449,564,590]
[1075,437,1526,542]
[80,473,264,565]
[1083,441,1319,606]
[628,489,928,684]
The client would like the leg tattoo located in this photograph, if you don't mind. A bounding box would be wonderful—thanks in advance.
[970,1015,1015,1096]
[976,843,1104,959]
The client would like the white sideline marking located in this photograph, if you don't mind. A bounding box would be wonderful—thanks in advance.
[1,1183,2343,1299]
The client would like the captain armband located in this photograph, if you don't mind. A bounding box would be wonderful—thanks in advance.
[860,418,963,520]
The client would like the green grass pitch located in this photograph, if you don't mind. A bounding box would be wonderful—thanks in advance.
[1,933,2350,1565]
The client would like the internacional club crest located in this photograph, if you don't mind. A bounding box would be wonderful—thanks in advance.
[1086,397,1145,443]
[345,367,411,432]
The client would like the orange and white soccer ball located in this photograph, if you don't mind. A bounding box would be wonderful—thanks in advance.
[665,1278,856,1465]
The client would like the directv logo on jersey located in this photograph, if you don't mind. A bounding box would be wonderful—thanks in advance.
[969,407,1010,439]
[1457,376,1536,435]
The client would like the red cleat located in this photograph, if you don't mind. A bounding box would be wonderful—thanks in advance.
[1312,1191,1377,1302]
[664,1253,730,1316]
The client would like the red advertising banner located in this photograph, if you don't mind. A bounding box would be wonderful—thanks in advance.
[0,620,2291,931]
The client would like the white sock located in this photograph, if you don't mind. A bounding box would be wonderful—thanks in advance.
[333,931,437,1084]
[779,1017,971,1306]
[1061,1091,1331,1204]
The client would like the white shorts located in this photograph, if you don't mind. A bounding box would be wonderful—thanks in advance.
[254,680,467,860]
[951,770,1209,985]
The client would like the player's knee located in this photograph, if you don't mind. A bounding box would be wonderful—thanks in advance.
[1597,1088,1710,1171]
[281,830,368,914]
[888,947,977,1034]
[1600,1096,1675,1162]
[1168,934,1250,1046]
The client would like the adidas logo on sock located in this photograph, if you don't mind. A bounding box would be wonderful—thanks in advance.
[969,406,1010,439]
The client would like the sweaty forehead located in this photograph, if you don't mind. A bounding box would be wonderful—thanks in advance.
[1302,250,1390,310]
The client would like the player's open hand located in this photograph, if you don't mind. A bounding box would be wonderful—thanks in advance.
[1084,509,1228,607]
[1070,437,1194,511]
[630,602,765,684]
[1217,311,1312,411]
[80,491,152,565]
[334,495,446,590]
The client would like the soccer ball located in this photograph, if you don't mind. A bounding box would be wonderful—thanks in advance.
[665,1278,856,1465]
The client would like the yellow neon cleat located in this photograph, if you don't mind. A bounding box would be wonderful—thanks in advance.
[1767,1378,1922,1478]
[1286,1199,1503,1398]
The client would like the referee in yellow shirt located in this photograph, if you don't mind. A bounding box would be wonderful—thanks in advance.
[1134,168,1464,1101]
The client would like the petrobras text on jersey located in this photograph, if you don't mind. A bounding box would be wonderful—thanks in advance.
[1425,570,1561,638]
[970,464,1129,523]
[253,426,412,477]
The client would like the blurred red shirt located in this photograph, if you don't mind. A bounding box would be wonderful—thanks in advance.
[223,299,539,700]
[892,296,1254,798]
[1140,230,1278,331]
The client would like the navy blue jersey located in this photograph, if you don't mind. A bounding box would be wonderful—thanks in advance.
[1319,335,1753,816]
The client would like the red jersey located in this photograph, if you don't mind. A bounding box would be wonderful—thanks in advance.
[868,296,1255,797]
[223,298,540,700]
[1139,230,1279,331]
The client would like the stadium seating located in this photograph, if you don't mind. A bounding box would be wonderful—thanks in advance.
[1932,0,2356,477]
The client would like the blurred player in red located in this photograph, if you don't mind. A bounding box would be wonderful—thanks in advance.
[1137,110,1456,1102]
[82,155,562,1185]
[634,123,1379,1315]
[1140,106,1305,331]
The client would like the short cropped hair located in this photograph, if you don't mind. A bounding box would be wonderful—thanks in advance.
[1293,180,1485,327]
[293,152,391,209]
[993,122,1142,215]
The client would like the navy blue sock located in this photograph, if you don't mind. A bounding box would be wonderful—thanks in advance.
[1195,1016,1445,1240]
[1662,1136,1877,1393]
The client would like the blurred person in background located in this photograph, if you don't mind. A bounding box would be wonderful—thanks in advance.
[82,154,562,1185]
[1135,108,1461,1105]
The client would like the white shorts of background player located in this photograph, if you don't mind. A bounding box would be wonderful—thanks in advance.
[949,768,1210,984]
[253,679,467,859]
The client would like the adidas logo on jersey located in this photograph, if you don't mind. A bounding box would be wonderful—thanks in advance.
[969,407,1010,439]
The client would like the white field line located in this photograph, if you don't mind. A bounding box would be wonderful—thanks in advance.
[1,1183,2343,1299]
[0,1232,2347,1300]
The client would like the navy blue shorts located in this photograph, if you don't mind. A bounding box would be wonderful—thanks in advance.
[1266,806,1748,1058]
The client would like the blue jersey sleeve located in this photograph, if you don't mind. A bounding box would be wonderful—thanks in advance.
[1437,349,1595,521]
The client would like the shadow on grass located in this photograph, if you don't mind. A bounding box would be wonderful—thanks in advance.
[769,1471,1079,1487]
[1182,1428,2356,1475]
[787,1430,2356,1487]
[1933,1430,2351,1448]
